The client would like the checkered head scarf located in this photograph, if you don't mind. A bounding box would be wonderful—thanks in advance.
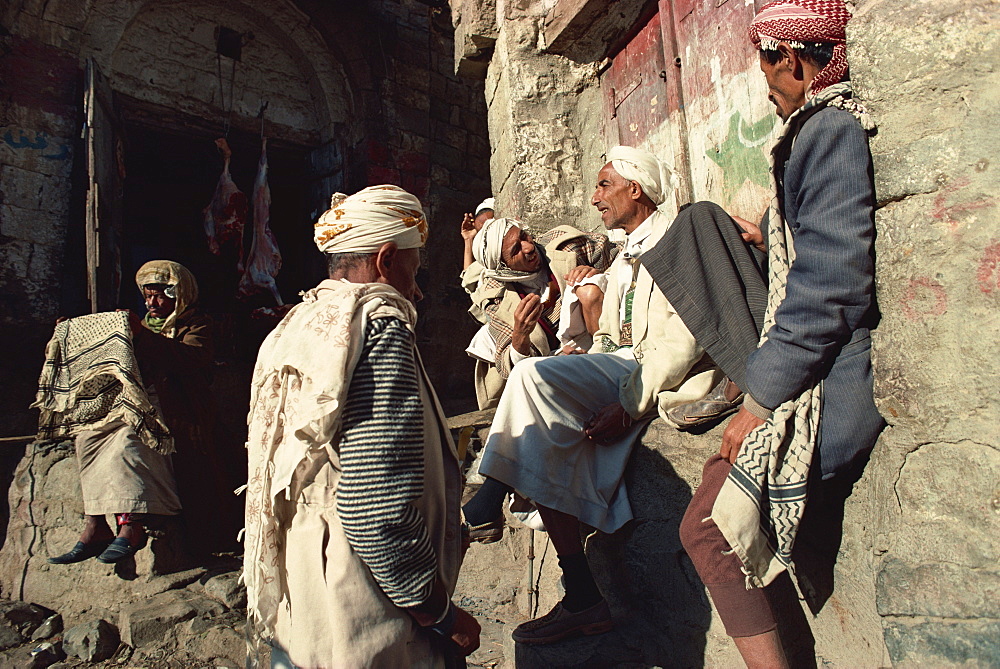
[314,185,428,254]
[748,0,852,97]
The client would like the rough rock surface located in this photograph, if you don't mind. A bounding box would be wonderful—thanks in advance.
[62,620,118,662]
[850,0,1000,664]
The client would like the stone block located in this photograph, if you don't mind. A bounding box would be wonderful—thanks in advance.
[0,625,22,650]
[0,600,50,642]
[890,442,1000,568]
[435,123,468,152]
[62,619,119,662]
[30,614,62,641]
[118,589,224,647]
[28,641,64,668]
[877,559,1000,619]
[0,206,64,246]
[0,165,70,215]
[883,618,1000,667]
[200,571,247,610]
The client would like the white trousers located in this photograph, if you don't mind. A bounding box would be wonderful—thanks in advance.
[76,420,181,516]
[479,350,647,534]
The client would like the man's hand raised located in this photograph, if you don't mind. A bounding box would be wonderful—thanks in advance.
[720,406,766,464]
[511,293,542,356]
[460,213,477,242]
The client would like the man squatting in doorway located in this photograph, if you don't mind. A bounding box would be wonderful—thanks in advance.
[669,1,885,667]
[463,216,616,413]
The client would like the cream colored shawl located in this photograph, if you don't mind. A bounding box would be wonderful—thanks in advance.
[243,279,417,639]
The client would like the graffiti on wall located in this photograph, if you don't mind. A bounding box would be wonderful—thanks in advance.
[705,111,775,197]
[0,127,70,160]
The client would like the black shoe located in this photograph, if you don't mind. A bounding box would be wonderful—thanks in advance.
[96,535,147,564]
[48,540,112,565]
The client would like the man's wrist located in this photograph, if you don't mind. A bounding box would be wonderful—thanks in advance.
[427,600,456,637]
[742,395,772,420]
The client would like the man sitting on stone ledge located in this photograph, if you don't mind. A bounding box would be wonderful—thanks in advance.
[36,260,215,565]
[463,146,747,644]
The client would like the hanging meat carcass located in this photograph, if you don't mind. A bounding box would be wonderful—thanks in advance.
[201,138,247,271]
[238,137,283,305]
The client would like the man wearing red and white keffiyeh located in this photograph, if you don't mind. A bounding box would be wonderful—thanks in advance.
[678,1,885,667]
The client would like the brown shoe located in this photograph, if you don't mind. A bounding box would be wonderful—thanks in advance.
[512,599,613,645]
[464,516,504,544]
[665,377,743,430]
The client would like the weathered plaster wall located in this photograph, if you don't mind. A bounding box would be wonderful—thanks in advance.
[851,0,1000,664]
[473,0,607,232]
[451,0,999,665]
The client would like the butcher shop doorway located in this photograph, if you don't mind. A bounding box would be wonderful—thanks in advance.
[119,121,325,359]
[115,116,327,475]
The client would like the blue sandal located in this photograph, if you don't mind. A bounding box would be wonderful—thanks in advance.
[48,540,112,564]
[97,535,147,564]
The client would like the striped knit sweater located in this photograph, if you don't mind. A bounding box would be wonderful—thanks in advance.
[335,316,436,607]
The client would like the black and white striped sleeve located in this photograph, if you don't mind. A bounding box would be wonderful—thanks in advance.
[335,316,436,608]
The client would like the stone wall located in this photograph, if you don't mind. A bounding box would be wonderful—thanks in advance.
[450,0,999,665]
[851,0,1000,664]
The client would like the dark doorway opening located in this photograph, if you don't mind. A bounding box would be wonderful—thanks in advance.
[118,119,328,490]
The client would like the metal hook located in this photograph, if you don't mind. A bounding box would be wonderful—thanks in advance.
[258,101,268,138]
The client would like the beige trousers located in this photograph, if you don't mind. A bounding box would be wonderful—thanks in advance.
[76,420,181,516]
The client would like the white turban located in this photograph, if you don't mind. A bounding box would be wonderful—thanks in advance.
[472,217,517,271]
[314,185,428,254]
[475,197,496,216]
[607,146,675,206]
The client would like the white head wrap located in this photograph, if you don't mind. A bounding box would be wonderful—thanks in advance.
[314,185,428,254]
[606,146,675,207]
[472,217,517,271]
[472,217,544,283]
[474,197,496,217]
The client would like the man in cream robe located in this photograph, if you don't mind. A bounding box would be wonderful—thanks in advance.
[244,185,479,668]
[475,147,720,645]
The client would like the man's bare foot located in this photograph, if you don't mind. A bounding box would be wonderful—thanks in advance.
[79,515,115,544]
[117,521,147,548]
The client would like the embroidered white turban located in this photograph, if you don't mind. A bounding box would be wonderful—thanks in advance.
[472,217,518,271]
[607,146,675,206]
[314,185,428,254]
[474,197,496,216]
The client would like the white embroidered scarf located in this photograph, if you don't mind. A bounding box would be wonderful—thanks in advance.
[242,279,417,641]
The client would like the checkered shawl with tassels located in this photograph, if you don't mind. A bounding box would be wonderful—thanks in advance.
[33,311,173,454]
[710,83,872,587]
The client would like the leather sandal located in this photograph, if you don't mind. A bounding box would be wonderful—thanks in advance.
[665,377,743,430]
[48,539,113,565]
